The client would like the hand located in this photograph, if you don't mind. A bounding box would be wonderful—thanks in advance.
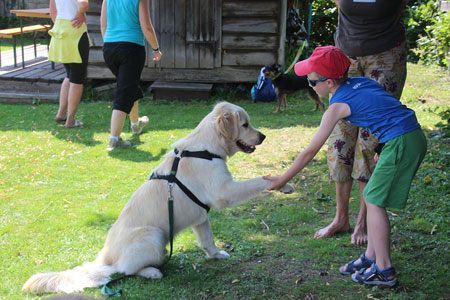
[71,12,87,28]
[374,153,379,163]
[153,50,162,61]
[262,175,287,191]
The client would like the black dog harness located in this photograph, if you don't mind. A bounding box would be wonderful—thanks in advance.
[149,148,222,259]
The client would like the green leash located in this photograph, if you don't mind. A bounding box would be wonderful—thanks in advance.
[284,40,307,75]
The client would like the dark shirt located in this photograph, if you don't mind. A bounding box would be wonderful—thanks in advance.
[334,0,405,57]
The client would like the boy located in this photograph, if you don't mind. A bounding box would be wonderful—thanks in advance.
[264,46,427,287]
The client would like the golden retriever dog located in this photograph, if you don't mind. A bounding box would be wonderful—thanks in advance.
[23,102,294,294]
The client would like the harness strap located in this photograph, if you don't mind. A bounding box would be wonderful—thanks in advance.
[179,149,222,160]
[149,173,211,212]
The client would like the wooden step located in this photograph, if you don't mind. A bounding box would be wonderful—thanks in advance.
[0,77,61,93]
[0,91,58,104]
[150,80,213,100]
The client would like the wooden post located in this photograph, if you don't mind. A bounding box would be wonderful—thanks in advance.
[278,0,287,66]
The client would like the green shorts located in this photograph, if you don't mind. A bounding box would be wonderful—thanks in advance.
[363,128,427,209]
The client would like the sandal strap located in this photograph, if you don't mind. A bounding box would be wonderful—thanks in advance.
[375,265,396,281]
[360,253,375,264]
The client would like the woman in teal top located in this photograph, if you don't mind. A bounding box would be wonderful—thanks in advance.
[101,0,162,150]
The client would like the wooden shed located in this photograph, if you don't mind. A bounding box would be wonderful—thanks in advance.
[86,0,287,83]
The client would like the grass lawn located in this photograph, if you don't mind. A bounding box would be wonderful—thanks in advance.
[0,36,46,52]
[0,63,449,300]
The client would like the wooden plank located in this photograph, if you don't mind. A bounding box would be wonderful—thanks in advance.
[10,9,51,18]
[88,65,261,83]
[222,18,278,34]
[278,0,287,65]
[222,34,277,50]
[14,65,56,79]
[186,0,200,68]
[88,48,104,64]
[214,0,222,68]
[223,0,279,17]
[0,24,50,38]
[87,0,102,13]
[199,0,214,69]
[160,0,175,68]
[41,68,66,80]
[151,80,213,91]
[86,15,100,32]
[222,51,276,66]
[151,80,212,100]
[174,0,186,68]
[18,64,55,79]
[0,56,48,75]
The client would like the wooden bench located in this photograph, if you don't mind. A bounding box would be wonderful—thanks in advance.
[0,24,51,67]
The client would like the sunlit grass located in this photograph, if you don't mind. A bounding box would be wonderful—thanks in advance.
[0,63,448,299]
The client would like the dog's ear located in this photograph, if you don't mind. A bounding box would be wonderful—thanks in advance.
[217,110,239,141]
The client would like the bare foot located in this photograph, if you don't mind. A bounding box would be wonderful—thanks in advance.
[314,220,350,239]
[351,224,368,245]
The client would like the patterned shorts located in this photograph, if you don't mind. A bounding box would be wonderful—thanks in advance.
[328,42,407,183]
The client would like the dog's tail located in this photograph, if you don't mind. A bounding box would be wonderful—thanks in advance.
[22,260,115,294]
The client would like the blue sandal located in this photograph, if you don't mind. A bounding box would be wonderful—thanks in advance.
[339,253,375,275]
[352,263,398,287]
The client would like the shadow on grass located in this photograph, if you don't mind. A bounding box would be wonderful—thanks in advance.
[85,212,117,229]
[107,144,168,163]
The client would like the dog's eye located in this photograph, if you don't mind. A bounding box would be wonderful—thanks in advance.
[242,123,249,128]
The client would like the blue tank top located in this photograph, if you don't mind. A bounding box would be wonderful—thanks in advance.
[330,77,420,143]
[104,0,145,46]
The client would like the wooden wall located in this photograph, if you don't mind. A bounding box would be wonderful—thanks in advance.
[86,0,286,83]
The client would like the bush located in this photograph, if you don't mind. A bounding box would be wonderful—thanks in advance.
[310,0,337,49]
[414,9,450,67]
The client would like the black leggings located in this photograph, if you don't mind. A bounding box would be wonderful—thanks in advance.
[103,42,146,114]
[63,32,89,85]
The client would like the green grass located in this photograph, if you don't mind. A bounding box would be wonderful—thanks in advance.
[0,63,449,300]
[0,36,46,52]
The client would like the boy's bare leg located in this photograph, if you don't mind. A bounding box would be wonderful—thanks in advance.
[351,181,368,245]
[366,201,391,270]
[315,180,352,238]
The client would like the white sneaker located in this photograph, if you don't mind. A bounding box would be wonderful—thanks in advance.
[131,116,149,135]
[107,137,131,150]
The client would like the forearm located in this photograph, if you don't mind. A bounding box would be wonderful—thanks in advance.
[281,148,318,183]
[49,0,57,22]
[142,25,159,50]
[78,0,89,14]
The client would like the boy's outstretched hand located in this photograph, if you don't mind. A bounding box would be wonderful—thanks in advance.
[263,175,288,191]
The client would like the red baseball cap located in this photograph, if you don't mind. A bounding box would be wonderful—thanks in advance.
[294,46,350,79]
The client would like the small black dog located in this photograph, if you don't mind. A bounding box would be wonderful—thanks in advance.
[263,64,325,113]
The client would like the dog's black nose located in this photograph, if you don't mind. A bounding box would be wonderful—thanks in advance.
[258,132,266,142]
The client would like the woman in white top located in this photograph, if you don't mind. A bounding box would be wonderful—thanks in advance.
[49,0,89,128]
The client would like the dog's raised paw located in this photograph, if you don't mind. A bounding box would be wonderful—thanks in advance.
[280,183,295,194]
[208,250,231,260]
